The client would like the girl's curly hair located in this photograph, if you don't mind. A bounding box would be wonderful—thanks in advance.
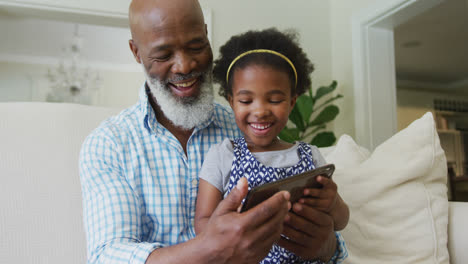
[213,28,314,100]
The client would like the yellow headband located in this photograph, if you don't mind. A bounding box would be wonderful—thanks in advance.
[226,49,298,89]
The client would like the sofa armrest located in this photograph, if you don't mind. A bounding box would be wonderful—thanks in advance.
[448,201,468,264]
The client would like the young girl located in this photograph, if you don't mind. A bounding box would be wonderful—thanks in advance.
[195,28,349,263]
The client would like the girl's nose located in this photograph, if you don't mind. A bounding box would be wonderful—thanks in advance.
[252,105,271,118]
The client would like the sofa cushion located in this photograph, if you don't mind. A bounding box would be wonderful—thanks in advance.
[0,102,120,264]
[322,112,449,264]
[448,202,468,264]
[323,134,370,168]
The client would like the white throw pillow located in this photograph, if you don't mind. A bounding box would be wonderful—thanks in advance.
[324,112,449,264]
[323,134,371,168]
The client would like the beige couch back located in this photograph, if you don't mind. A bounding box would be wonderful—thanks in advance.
[1,102,467,264]
[0,102,120,264]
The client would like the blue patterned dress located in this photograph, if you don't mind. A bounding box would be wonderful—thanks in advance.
[226,137,322,264]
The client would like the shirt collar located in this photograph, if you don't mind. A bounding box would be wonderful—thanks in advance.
[137,83,156,133]
[208,103,224,129]
[138,83,150,115]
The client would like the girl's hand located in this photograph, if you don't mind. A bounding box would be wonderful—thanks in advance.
[300,176,337,213]
[279,204,336,261]
[298,176,349,231]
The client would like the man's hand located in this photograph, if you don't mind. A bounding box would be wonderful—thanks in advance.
[197,178,291,264]
[278,203,337,262]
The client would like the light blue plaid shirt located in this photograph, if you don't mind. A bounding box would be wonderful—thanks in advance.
[80,84,347,263]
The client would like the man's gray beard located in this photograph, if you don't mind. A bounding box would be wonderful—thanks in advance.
[144,70,214,130]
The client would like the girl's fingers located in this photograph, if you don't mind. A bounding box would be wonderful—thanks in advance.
[303,188,322,198]
[299,197,333,211]
[317,176,337,191]
[303,176,337,198]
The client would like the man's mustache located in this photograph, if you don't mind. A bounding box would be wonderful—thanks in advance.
[166,72,204,84]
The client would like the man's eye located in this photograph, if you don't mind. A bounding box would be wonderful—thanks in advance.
[189,46,205,52]
[152,54,171,62]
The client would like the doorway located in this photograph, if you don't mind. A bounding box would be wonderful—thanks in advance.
[351,0,444,149]
[352,0,468,201]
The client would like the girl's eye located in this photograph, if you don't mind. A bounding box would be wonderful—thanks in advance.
[270,100,284,104]
[239,100,251,104]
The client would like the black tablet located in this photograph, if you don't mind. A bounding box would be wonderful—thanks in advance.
[240,164,335,212]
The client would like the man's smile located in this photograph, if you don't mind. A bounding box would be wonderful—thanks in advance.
[172,78,197,88]
[169,77,200,97]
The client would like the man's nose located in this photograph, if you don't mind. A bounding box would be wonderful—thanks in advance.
[171,52,196,75]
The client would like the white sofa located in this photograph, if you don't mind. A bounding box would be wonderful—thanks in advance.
[0,102,467,264]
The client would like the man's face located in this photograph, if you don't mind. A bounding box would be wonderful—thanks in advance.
[129,1,213,104]
[143,63,214,130]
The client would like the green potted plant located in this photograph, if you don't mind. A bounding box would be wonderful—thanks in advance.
[279,80,343,147]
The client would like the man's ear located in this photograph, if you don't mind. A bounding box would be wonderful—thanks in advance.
[129,39,141,64]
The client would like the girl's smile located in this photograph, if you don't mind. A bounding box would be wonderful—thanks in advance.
[228,64,297,152]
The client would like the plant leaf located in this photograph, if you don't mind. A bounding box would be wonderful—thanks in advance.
[313,94,343,113]
[289,105,305,131]
[309,105,340,126]
[314,80,337,101]
[296,95,314,124]
[310,132,336,147]
[279,128,301,143]
[320,94,343,107]
[304,124,326,138]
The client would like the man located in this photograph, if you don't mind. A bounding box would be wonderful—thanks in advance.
[79,0,347,263]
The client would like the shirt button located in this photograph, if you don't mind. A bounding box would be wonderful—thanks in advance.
[191,179,198,187]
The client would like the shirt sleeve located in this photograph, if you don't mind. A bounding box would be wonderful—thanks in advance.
[79,130,162,264]
[310,145,328,167]
[199,139,233,193]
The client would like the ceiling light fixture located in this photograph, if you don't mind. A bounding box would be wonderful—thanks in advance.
[46,24,101,104]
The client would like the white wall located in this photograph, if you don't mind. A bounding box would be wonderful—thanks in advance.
[1,0,334,109]
[330,0,380,139]
[0,15,137,70]
[0,0,130,18]
[0,64,33,102]
[0,61,143,108]
[4,0,391,140]
[0,9,143,108]
[200,0,332,105]
[9,0,460,141]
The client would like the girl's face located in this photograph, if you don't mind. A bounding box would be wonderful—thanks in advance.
[228,64,297,152]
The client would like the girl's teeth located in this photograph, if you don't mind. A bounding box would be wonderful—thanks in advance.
[251,123,271,130]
